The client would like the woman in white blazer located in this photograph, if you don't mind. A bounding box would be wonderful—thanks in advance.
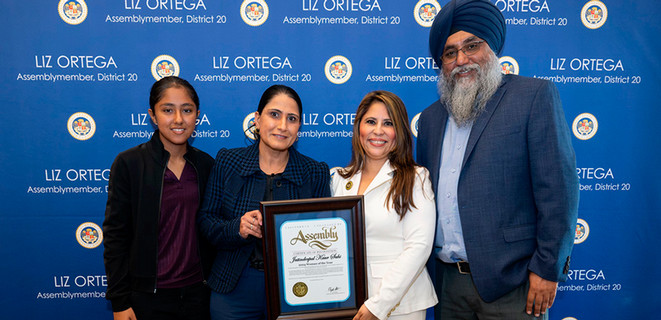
[332,91,437,320]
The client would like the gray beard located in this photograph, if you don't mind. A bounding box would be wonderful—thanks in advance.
[437,52,502,127]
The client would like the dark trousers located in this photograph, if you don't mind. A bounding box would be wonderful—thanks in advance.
[435,260,547,320]
[131,281,210,320]
[210,264,267,320]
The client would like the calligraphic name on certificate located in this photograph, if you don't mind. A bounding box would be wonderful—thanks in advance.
[279,217,350,306]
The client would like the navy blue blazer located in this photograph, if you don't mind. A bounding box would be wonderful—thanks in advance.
[417,74,579,302]
[197,143,331,293]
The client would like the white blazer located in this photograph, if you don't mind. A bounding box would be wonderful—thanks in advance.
[331,161,438,319]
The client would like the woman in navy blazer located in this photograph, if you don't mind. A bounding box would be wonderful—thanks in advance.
[197,85,331,320]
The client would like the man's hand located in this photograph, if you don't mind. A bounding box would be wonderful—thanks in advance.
[526,272,558,317]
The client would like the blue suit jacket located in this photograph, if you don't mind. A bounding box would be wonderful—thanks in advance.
[417,74,579,302]
[197,143,331,293]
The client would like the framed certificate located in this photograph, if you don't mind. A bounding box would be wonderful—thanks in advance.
[260,196,366,320]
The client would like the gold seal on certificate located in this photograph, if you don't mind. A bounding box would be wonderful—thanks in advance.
[293,282,308,297]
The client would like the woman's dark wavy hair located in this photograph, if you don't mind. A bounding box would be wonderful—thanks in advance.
[339,90,418,219]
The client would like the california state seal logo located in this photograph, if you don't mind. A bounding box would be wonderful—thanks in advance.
[572,113,598,140]
[67,112,96,141]
[410,113,421,138]
[76,222,103,249]
[414,1,440,28]
[574,218,589,244]
[325,56,352,85]
[241,0,269,27]
[581,1,608,29]
[499,56,519,75]
[59,0,88,25]
[151,55,180,80]
[243,112,257,140]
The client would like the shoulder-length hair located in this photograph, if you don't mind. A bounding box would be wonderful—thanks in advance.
[339,90,418,219]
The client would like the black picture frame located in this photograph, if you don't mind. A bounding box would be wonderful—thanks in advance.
[260,196,366,320]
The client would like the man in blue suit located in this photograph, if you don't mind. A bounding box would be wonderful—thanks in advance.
[417,0,579,319]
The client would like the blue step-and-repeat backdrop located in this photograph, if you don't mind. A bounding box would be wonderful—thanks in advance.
[1,1,659,319]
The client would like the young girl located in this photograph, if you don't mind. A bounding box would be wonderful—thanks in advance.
[103,76,214,320]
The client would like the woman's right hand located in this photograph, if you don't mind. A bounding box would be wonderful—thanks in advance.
[113,307,137,320]
[239,210,263,239]
[353,304,378,320]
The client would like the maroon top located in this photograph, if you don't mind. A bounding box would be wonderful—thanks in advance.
[157,162,203,288]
